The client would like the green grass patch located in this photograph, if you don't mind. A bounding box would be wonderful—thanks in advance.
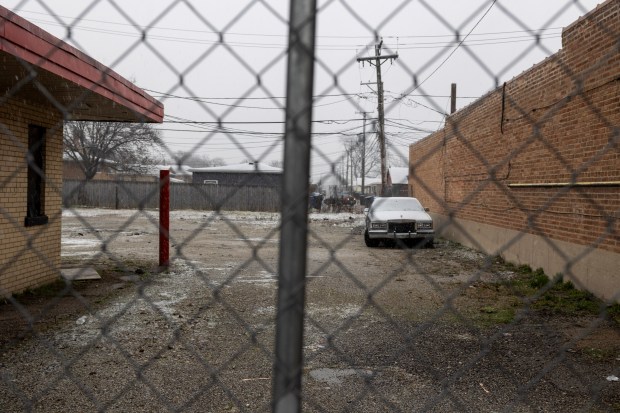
[604,303,620,324]
[533,282,600,316]
[478,306,515,326]
[582,347,614,360]
[470,264,619,327]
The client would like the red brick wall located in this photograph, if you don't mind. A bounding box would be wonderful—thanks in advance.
[409,0,619,254]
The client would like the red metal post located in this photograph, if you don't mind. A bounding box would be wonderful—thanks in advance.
[159,169,170,267]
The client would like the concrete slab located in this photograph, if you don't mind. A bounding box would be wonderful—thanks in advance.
[61,267,101,281]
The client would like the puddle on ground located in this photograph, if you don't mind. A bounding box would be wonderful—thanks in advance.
[309,368,374,384]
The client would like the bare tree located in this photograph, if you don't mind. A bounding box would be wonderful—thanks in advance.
[344,125,381,182]
[388,148,409,167]
[64,121,163,180]
[168,151,225,168]
[269,159,283,169]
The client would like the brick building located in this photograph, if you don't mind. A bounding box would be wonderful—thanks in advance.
[0,7,163,295]
[409,0,619,301]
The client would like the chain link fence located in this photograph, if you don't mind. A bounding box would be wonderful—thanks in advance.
[1,0,619,412]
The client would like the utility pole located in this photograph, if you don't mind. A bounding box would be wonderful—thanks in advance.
[451,83,457,114]
[355,111,371,195]
[349,147,353,192]
[345,148,350,191]
[357,39,398,196]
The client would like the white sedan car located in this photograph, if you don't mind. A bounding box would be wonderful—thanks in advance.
[364,197,434,248]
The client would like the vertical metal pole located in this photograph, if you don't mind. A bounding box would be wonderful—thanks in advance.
[451,83,457,114]
[273,0,316,411]
[362,114,367,195]
[349,148,353,192]
[115,183,119,210]
[159,169,170,267]
[346,148,350,191]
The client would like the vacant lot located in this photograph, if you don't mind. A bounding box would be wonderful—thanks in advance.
[1,208,618,412]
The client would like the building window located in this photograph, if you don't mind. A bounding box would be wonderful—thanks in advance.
[203,180,218,185]
[25,125,48,227]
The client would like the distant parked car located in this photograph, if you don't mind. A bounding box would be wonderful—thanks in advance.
[323,191,356,212]
[364,197,434,248]
[339,192,356,207]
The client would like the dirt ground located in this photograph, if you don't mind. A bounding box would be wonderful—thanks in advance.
[1,208,619,412]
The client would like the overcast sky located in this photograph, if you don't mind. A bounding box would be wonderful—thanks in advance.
[5,0,602,182]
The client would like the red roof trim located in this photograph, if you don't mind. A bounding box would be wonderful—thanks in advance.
[0,6,163,123]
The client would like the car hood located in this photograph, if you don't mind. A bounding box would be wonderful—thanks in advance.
[369,210,432,222]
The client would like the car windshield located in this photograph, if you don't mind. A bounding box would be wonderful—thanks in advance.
[372,198,424,212]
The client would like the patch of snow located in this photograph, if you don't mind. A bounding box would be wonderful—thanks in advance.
[306,303,364,319]
[310,368,374,384]
[61,250,97,257]
[234,238,277,243]
[254,306,275,315]
[63,208,364,228]
[152,291,187,316]
[62,238,101,247]
[235,271,276,285]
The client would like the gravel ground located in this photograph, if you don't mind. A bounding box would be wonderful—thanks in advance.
[0,208,618,412]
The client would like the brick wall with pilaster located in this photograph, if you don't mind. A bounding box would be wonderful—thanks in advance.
[408,1,619,300]
[0,98,63,296]
[409,0,619,255]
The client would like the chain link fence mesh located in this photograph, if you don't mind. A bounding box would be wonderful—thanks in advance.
[1,0,619,412]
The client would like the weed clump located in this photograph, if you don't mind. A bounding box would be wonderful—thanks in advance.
[475,263,619,326]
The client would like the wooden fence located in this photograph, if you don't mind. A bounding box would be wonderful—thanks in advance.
[63,180,281,212]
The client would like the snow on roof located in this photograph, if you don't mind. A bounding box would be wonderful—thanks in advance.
[142,165,190,176]
[354,176,380,186]
[167,165,192,175]
[389,167,409,185]
[188,162,282,174]
[365,177,382,186]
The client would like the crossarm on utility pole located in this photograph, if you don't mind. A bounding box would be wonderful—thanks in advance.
[356,54,399,63]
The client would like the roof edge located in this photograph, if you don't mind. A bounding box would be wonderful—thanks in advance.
[0,6,163,123]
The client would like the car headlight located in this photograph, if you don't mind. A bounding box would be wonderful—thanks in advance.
[417,222,433,230]
[371,222,387,230]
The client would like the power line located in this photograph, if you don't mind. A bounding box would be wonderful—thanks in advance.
[160,119,376,125]
[14,8,563,40]
[14,9,561,52]
[145,88,481,101]
[411,0,498,92]
[150,95,355,110]
[158,128,366,137]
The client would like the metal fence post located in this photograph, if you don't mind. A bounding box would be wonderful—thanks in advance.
[273,0,317,411]
[159,169,170,267]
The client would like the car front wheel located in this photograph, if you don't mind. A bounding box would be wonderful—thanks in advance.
[364,230,379,247]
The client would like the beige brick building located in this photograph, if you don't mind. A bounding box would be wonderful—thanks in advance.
[0,6,163,296]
